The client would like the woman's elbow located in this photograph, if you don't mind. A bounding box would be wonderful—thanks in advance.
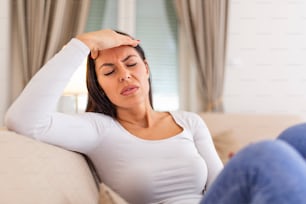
[4,108,36,137]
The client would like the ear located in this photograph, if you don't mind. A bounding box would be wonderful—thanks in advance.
[144,59,150,78]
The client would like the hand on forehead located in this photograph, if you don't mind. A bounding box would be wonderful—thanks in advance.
[95,45,139,63]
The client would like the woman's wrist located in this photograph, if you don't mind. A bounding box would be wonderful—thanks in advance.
[76,33,95,50]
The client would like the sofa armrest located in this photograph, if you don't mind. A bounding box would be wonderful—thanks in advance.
[0,130,99,204]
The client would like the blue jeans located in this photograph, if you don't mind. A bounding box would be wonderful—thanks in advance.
[200,125,306,204]
[277,123,306,159]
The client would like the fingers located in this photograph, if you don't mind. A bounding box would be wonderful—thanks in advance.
[90,36,140,59]
[80,29,141,59]
[125,39,140,47]
[131,39,141,47]
[90,50,98,60]
[118,35,140,47]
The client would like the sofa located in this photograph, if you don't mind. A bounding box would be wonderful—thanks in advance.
[0,113,303,204]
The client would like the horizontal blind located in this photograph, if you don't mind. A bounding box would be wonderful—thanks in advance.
[86,0,117,31]
[135,0,179,110]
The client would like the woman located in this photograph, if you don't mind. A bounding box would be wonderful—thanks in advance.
[5,29,306,204]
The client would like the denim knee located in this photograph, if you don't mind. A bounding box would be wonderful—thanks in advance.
[239,140,306,204]
[201,140,306,204]
[232,140,304,169]
[277,123,306,159]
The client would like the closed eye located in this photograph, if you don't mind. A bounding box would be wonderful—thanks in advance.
[104,70,115,76]
[127,63,137,67]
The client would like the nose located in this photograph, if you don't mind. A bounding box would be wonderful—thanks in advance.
[118,67,131,82]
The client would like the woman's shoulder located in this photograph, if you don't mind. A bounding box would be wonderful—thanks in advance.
[170,110,204,127]
[170,110,201,120]
[82,111,115,122]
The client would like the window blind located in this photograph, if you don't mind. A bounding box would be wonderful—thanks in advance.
[135,0,179,110]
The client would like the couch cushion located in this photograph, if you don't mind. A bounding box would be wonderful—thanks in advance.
[0,130,99,204]
[99,183,129,204]
[200,112,303,144]
[200,113,303,163]
[212,130,243,164]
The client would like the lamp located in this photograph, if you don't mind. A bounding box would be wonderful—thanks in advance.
[57,58,88,113]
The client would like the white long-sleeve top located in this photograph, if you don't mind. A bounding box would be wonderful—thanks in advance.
[5,39,223,204]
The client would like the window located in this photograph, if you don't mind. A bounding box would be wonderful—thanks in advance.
[73,0,179,111]
[135,0,179,111]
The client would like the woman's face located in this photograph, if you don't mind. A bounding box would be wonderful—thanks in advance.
[94,46,150,109]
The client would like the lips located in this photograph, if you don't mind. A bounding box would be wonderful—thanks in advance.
[120,85,139,96]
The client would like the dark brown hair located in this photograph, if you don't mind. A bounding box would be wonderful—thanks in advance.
[85,31,153,118]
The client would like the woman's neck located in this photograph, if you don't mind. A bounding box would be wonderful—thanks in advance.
[116,105,157,128]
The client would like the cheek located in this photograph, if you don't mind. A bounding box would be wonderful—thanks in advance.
[96,76,104,89]
[139,72,150,92]
[141,71,150,86]
[97,77,118,100]
[136,67,149,81]
[96,76,110,92]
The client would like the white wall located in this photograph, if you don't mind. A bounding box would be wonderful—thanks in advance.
[0,0,10,126]
[224,0,306,120]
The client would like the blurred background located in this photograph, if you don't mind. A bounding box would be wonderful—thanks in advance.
[2,0,306,126]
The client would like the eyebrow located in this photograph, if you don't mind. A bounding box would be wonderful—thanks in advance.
[121,55,137,63]
[99,55,137,69]
[99,63,114,69]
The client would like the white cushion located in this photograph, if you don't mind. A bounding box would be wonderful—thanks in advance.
[0,130,99,204]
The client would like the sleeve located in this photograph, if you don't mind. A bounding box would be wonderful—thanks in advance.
[190,113,224,190]
[4,38,99,153]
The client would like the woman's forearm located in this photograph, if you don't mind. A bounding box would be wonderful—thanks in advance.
[5,38,90,137]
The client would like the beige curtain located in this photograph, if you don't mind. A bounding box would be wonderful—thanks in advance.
[10,0,91,101]
[175,0,229,112]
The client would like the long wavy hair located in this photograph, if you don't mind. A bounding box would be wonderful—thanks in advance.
[85,31,153,118]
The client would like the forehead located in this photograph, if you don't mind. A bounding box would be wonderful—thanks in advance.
[96,46,139,63]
